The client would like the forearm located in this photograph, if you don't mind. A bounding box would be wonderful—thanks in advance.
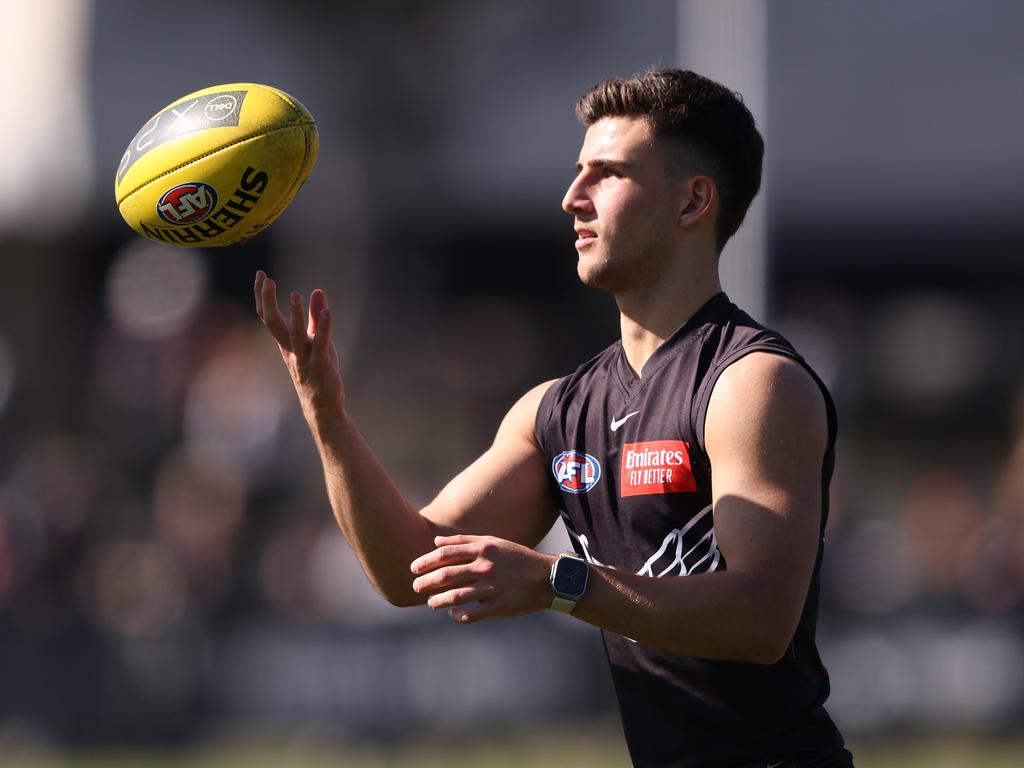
[414,537,803,662]
[571,566,800,664]
[312,409,444,606]
[255,274,455,606]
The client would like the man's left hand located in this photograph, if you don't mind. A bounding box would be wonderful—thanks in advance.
[410,535,555,623]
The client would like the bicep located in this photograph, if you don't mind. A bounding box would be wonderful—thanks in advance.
[419,380,560,548]
[705,354,827,622]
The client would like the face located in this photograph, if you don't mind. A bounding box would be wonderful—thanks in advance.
[562,116,684,292]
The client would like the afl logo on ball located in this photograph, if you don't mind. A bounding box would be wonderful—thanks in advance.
[553,451,602,494]
[156,182,218,226]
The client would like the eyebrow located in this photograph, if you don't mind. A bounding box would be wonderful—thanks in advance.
[574,158,628,174]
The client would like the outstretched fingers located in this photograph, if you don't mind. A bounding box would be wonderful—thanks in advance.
[254,271,346,423]
[308,288,328,337]
[306,288,335,364]
[254,270,265,321]
[288,291,309,361]
[256,272,338,369]
[256,273,293,349]
[312,307,332,361]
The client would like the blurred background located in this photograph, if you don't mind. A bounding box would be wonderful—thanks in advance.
[2,0,1024,765]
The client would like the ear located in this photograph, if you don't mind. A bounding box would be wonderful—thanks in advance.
[678,175,716,230]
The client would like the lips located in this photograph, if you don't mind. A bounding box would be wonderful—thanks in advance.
[574,227,597,248]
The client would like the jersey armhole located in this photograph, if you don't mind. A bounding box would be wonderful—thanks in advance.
[689,345,836,455]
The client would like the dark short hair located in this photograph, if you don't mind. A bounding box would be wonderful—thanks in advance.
[576,68,764,252]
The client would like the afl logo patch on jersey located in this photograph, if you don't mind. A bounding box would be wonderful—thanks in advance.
[156,182,218,225]
[553,451,602,494]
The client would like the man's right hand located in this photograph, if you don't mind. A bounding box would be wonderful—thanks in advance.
[254,270,344,434]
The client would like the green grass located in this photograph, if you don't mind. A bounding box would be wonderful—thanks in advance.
[5,729,1024,767]
[851,734,1024,768]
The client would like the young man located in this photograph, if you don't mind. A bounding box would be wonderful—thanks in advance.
[255,68,854,768]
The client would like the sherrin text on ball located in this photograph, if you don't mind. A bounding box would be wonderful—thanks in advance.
[115,83,318,247]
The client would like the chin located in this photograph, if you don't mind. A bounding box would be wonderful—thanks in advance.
[577,261,621,292]
[576,260,602,287]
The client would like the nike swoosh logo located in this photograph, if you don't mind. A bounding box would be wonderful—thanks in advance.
[610,411,639,432]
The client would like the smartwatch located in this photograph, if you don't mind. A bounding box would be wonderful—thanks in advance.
[549,552,589,613]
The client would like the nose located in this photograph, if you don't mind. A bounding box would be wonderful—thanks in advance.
[562,173,592,216]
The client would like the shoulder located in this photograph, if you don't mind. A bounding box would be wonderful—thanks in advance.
[692,303,830,449]
[713,351,823,407]
[706,352,827,460]
[497,379,558,447]
[690,300,801,418]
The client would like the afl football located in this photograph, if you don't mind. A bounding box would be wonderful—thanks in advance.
[114,83,318,247]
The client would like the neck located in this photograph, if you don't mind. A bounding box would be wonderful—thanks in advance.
[616,254,722,378]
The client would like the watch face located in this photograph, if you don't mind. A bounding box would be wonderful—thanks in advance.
[553,556,588,598]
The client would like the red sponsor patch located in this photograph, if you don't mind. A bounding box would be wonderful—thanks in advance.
[620,440,696,497]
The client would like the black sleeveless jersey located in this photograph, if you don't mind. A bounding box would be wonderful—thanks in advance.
[535,293,852,768]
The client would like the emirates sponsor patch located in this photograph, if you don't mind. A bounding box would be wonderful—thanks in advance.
[620,440,696,497]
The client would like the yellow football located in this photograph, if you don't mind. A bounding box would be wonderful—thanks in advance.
[114,83,318,247]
